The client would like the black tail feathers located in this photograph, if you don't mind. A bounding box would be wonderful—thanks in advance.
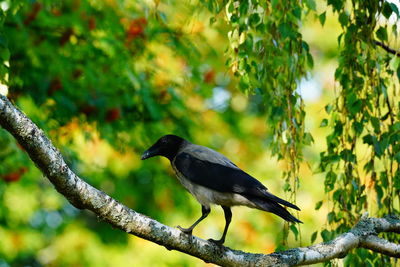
[263,190,301,211]
[248,196,302,223]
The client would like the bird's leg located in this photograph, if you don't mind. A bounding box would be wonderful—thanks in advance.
[177,205,210,235]
[208,206,232,245]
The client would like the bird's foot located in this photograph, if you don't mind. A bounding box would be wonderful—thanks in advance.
[208,238,225,246]
[177,226,193,235]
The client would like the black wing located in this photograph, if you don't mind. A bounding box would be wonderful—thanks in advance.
[174,152,267,196]
[173,151,300,210]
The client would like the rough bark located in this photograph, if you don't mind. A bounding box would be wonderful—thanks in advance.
[0,94,399,266]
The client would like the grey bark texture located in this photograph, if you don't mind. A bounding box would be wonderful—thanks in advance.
[0,94,399,266]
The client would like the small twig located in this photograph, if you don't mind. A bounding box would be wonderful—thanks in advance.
[374,40,400,57]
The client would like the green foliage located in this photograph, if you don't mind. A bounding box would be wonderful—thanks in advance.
[316,0,400,265]
[0,8,9,85]
[211,0,400,264]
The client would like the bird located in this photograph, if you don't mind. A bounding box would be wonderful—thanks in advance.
[141,134,302,245]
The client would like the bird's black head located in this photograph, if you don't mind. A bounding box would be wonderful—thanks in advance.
[141,134,186,161]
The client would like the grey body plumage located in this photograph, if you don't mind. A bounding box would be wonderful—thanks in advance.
[141,134,302,245]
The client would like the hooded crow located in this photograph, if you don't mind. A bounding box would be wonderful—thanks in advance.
[141,134,302,245]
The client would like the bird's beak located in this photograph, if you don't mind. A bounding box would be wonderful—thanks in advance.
[141,147,158,160]
[141,150,151,160]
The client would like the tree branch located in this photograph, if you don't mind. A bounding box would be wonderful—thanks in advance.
[374,40,400,57]
[361,236,400,258]
[0,94,399,266]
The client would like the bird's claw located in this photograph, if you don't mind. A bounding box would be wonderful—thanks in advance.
[177,226,193,235]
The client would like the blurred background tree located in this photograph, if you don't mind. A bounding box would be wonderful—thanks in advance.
[0,0,398,266]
